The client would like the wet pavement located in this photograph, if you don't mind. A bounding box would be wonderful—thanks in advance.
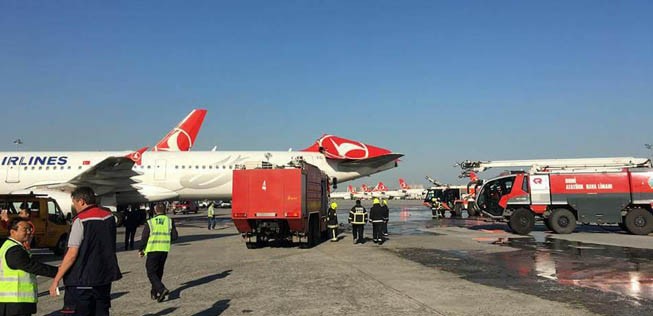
[335,200,653,316]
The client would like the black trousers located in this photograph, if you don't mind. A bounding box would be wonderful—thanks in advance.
[146,251,169,294]
[66,284,111,316]
[383,220,388,234]
[372,222,384,241]
[124,227,137,250]
[352,224,365,243]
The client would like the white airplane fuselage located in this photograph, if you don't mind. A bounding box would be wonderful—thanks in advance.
[1,150,397,206]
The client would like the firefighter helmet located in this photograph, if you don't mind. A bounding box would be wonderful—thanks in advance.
[373,198,380,204]
[330,202,338,209]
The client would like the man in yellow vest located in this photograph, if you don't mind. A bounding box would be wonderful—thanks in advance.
[207,201,216,230]
[0,218,58,316]
[139,203,178,303]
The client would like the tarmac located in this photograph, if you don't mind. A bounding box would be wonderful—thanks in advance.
[32,200,652,316]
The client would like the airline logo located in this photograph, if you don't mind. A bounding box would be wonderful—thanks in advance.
[1,156,68,166]
[153,109,206,152]
[303,134,393,160]
[648,177,653,189]
[262,180,267,191]
[399,178,409,190]
[374,182,388,191]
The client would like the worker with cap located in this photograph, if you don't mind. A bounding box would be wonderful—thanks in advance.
[348,200,367,244]
[326,202,339,242]
[381,199,390,236]
[369,198,385,243]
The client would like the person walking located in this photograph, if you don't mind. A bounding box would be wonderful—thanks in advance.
[123,206,140,251]
[49,186,122,316]
[0,218,58,316]
[207,201,216,230]
[369,198,385,244]
[139,203,178,303]
[348,200,367,244]
[381,199,390,236]
[326,202,339,242]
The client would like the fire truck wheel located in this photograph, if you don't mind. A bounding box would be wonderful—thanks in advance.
[508,208,534,235]
[549,208,577,234]
[624,208,653,235]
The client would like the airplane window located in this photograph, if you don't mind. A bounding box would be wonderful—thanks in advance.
[181,166,185,169]
[147,166,151,169]
[229,165,233,169]
[23,167,27,170]
[195,166,199,169]
[67,166,71,169]
[202,166,206,169]
[78,166,82,170]
[39,166,43,170]
[222,166,226,169]
[31,167,35,170]
[209,165,212,169]
[175,165,178,169]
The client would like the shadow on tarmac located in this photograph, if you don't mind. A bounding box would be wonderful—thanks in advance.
[173,233,239,246]
[143,307,179,316]
[168,270,232,301]
[192,299,230,316]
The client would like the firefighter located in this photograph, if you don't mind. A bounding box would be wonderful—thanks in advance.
[348,200,367,244]
[369,198,385,243]
[381,199,390,236]
[327,202,339,242]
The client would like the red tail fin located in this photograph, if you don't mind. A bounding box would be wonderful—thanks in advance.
[347,185,355,193]
[374,182,388,192]
[153,109,207,151]
[302,134,392,159]
[361,184,371,192]
[399,178,409,190]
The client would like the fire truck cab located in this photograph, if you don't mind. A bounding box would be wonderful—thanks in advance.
[463,157,653,235]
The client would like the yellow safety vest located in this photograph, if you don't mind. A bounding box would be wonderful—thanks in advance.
[0,239,37,303]
[144,215,172,254]
[208,204,215,217]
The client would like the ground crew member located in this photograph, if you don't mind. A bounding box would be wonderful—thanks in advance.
[0,218,58,316]
[207,201,216,230]
[326,202,339,242]
[369,199,385,243]
[381,199,390,236]
[139,203,178,303]
[348,200,367,244]
[123,205,140,251]
[1,204,36,249]
[49,186,122,316]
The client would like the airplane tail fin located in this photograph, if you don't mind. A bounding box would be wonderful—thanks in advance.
[361,184,371,192]
[153,108,207,151]
[301,134,393,160]
[347,185,355,193]
[375,182,388,192]
[399,178,409,190]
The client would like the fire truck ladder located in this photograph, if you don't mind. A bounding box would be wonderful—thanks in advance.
[458,157,651,176]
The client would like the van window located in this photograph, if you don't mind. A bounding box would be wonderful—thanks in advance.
[48,201,64,223]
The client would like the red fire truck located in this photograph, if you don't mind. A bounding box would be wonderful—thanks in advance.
[460,157,653,235]
[231,160,329,248]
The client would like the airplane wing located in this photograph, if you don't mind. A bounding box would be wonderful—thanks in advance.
[338,153,403,169]
[67,156,142,195]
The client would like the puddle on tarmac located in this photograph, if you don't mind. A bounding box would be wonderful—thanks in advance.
[396,236,653,316]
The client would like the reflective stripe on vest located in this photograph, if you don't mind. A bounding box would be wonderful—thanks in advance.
[0,240,37,303]
[352,207,366,225]
[144,215,172,253]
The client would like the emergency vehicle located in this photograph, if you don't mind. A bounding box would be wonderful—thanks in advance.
[231,159,329,248]
[0,193,71,254]
[424,176,480,217]
[460,157,653,235]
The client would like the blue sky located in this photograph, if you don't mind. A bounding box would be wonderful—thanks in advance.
[1,1,651,188]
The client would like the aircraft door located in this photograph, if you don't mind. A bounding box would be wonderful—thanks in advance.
[5,165,20,183]
[155,160,167,181]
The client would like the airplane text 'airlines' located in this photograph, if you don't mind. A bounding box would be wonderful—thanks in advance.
[1,156,69,166]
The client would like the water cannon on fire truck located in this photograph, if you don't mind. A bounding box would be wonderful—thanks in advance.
[456,156,653,236]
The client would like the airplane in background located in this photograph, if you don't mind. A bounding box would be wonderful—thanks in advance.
[1,133,402,213]
[329,184,355,199]
[399,178,427,199]
[370,182,406,199]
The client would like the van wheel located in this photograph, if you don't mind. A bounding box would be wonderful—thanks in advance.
[624,208,653,235]
[52,235,68,255]
[549,208,577,234]
[508,208,534,235]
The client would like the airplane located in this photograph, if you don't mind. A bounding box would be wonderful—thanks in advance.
[1,134,402,214]
[329,184,355,200]
[370,182,406,199]
[399,178,427,199]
